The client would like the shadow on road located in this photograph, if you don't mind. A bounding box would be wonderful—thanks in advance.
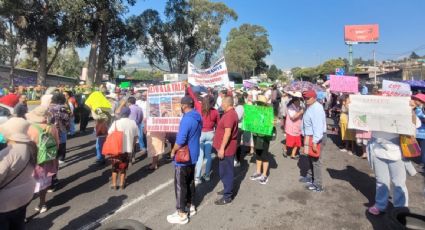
[64,195,128,230]
[27,206,70,229]
[327,165,376,207]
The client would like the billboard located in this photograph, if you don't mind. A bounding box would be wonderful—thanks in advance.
[344,24,379,44]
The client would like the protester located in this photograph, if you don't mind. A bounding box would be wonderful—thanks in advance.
[234,94,245,167]
[14,95,28,119]
[339,94,355,153]
[213,96,239,205]
[249,95,276,185]
[127,96,144,163]
[94,116,109,165]
[0,118,36,230]
[300,90,326,192]
[355,130,371,159]
[64,91,77,136]
[135,92,148,153]
[108,107,139,190]
[412,93,425,166]
[0,88,20,107]
[48,93,71,164]
[167,96,202,225]
[284,92,304,159]
[26,106,59,213]
[271,84,282,117]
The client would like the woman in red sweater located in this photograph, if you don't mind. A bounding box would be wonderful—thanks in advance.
[188,86,219,184]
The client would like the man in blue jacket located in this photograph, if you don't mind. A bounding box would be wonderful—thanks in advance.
[167,96,202,225]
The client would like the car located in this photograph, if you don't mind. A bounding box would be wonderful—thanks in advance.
[0,103,13,124]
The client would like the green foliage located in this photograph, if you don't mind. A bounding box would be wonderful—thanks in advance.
[267,64,282,81]
[116,69,163,81]
[225,24,272,77]
[316,58,345,76]
[410,51,420,59]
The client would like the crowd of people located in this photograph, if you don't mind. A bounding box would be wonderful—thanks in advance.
[0,80,424,228]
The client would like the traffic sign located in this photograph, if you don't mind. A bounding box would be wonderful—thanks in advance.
[335,68,345,76]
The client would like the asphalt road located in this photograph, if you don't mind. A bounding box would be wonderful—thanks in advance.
[25,120,425,230]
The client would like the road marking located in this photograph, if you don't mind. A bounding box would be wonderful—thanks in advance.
[79,178,174,230]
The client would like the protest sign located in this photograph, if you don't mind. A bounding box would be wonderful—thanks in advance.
[188,57,229,87]
[147,82,185,133]
[329,75,359,93]
[242,104,274,136]
[348,95,415,135]
[85,91,112,111]
[243,80,257,89]
[381,80,412,96]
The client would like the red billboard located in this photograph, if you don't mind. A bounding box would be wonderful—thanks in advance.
[344,24,379,44]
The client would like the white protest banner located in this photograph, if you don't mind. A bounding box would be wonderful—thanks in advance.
[147,82,185,133]
[188,57,229,87]
[329,75,359,93]
[381,80,412,96]
[348,95,415,135]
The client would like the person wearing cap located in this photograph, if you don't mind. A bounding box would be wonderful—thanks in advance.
[212,96,239,205]
[0,118,37,230]
[168,96,202,224]
[26,106,60,214]
[284,92,304,159]
[300,90,326,192]
[107,107,139,190]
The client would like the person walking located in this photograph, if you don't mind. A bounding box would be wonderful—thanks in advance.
[0,118,37,230]
[127,96,144,163]
[412,93,425,167]
[187,86,219,184]
[167,96,202,225]
[14,95,28,119]
[26,106,59,213]
[64,91,78,137]
[48,93,71,164]
[301,90,326,192]
[107,107,139,190]
[135,92,148,153]
[213,96,239,205]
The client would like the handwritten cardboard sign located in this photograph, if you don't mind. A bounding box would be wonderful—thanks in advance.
[330,75,359,93]
[382,80,412,96]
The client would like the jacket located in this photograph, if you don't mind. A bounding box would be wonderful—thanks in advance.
[175,109,203,166]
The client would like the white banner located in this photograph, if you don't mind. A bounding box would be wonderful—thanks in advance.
[348,95,415,135]
[381,80,412,96]
[188,57,229,87]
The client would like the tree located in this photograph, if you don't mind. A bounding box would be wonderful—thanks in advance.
[129,0,237,73]
[267,64,282,81]
[316,58,345,75]
[410,51,420,60]
[49,46,84,78]
[225,24,272,77]
[225,36,256,76]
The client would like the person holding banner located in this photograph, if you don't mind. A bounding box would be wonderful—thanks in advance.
[301,90,326,192]
[339,94,355,154]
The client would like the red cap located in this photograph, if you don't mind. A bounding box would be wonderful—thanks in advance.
[412,93,425,103]
[302,90,317,99]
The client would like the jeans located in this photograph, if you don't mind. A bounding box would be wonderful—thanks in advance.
[96,136,106,161]
[195,131,214,180]
[0,204,27,230]
[219,155,234,200]
[174,165,195,212]
[307,155,322,188]
[372,155,408,211]
[138,123,146,150]
[417,138,425,164]
[69,117,76,135]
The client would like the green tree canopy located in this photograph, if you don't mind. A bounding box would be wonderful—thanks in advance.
[267,64,282,81]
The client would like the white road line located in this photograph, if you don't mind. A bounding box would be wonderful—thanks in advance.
[79,178,174,230]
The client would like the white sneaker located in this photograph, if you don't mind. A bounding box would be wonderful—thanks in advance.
[189,205,196,216]
[340,149,347,152]
[58,160,65,165]
[167,212,188,224]
[35,205,47,214]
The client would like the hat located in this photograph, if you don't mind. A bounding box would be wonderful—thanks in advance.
[0,117,31,143]
[181,96,194,105]
[289,91,302,98]
[256,95,268,104]
[26,106,48,123]
[412,94,425,103]
[302,90,317,99]
[120,107,131,118]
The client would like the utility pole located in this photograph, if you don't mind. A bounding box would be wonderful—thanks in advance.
[348,44,353,73]
[373,49,377,85]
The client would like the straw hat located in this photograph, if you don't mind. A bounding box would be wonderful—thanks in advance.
[257,95,268,104]
[26,106,49,123]
[0,117,31,143]
[288,91,302,98]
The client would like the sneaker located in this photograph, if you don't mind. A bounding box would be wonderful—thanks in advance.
[306,184,323,192]
[58,160,65,165]
[35,205,47,214]
[194,178,202,185]
[340,149,347,152]
[249,173,262,181]
[201,174,211,182]
[367,206,381,216]
[188,205,196,216]
[259,176,268,185]
[299,177,312,183]
[234,160,240,167]
[214,197,232,205]
[167,212,188,225]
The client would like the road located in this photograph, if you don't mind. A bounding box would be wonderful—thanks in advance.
[25,121,425,230]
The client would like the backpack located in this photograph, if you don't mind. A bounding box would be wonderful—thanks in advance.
[33,124,58,165]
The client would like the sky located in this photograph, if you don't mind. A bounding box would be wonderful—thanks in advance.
[78,0,425,70]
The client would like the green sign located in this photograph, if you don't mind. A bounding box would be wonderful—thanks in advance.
[242,104,274,136]
[120,81,131,88]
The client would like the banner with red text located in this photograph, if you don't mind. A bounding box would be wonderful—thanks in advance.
[329,75,359,93]
[147,82,185,132]
[381,80,412,96]
[188,57,229,87]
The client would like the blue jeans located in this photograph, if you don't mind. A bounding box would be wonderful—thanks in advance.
[417,138,425,164]
[372,155,408,211]
[195,131,214,180]
[69,117,75,135]
[96,136,106,161]
[219,155,234,200]
[138,123,146,150]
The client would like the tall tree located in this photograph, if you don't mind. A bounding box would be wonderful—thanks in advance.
[225,24,272,77]
[129,0,237,73]
[267,64,282,81]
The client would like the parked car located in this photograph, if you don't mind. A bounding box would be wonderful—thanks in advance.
[0,103,13,124]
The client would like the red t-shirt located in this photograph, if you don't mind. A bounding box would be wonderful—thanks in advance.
[213,108,239,156]
[0,93,19,107]
[201,109,219,132]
